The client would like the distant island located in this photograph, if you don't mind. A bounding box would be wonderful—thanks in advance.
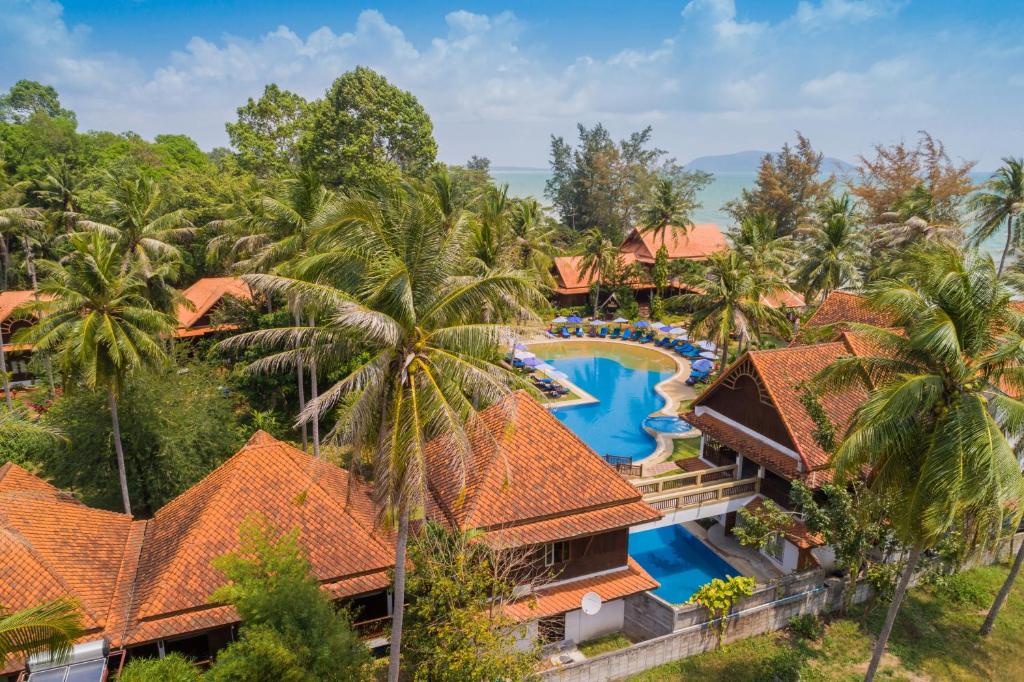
[684,150,854,174]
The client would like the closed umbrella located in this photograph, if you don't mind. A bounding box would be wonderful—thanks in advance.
[697,340,717,351]
[699,351,716,359]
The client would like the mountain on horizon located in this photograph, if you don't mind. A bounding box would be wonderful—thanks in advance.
[685,150,853,174]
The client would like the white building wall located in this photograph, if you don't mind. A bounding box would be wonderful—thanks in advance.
[512,619,540,652]
[563,598,625,644]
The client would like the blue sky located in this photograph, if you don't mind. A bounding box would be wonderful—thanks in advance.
[3,0,1022,168]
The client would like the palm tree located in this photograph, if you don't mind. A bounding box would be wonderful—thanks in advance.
[0,599,82,663]
[509,198,558,288]
[639,176,697,243]
[970,158,1024,275]
[729,212,794,278]
[816,245,1024,682]
[671,249,791,367]
[874,184,963,254]
[0,192,43,409]
[577,228,617,316]
[29,159,84,233]
[14,233,176,515]
[795,194,868,303]
[219,181,540,682]
[77,173,194,274]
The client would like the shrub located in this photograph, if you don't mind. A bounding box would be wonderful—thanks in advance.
[787,614,823,641]
[119,653,200,682]
[931,572,988,607]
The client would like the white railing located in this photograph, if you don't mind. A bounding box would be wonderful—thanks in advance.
[631,465,760,512]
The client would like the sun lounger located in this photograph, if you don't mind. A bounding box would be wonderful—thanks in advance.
[621,329,632,340]
[599,327,608,337]
[575,327,584,337]
[610,328,621,339]
[560,327,570,338]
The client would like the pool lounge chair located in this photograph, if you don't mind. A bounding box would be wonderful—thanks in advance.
[575,327,584,337]
[686,370,710,386]
[621,329,632,340]
[599,327,608,337]
[640,333,653,344]
[609,327,621,339]
[560,326,570,338]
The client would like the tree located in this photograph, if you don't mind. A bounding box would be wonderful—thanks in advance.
[970,158,1024,275]
[816,245,1024,682]
[688,576,756,648]
[671,249,791,368]
[302,67,437,188]
[640,176,699,242]
[980,525,1024,636]
[725,133,833,236]
[509,197,559,288]
[78,173,195,275]
[794,195,868,303]
[402,523,538,681]
[119,654,201,682]
[850,131,975,226]
[0,599,83,664]
[14,233,177,515]
[729,212,794,279]
[219,180,539,682]
[226,84,309,176]
[206,515,370,681]
[577,228,618,315]
[0,80,76,124]
[36,363,244,515]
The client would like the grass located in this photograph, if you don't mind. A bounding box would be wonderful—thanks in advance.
[579,633,633,658]
[627,563,1024,681]
[670,436,701,461]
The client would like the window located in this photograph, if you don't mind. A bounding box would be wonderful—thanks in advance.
[543,541,570,566]
[763,533,785,564]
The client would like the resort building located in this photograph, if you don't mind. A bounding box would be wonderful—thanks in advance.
[1,392,661,678]
[173,276,254,339]
[799,290,895,333]
[681,335,871,572]
[551,224,727,307]
[0,290,45,386]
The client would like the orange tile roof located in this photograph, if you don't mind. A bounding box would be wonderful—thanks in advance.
[804,291,895,329]
[762,289,806,310]
[175,277,252,331]
[0,290,36,323]
[505,558,658,621]
[425,392,660,543]
[620,224,727,262]
[551,253,648,295]
[688,341,868,482]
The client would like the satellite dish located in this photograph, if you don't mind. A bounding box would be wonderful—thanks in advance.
[581,591,602,616]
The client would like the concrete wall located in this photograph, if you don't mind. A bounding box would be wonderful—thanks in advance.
[566,599,625,644]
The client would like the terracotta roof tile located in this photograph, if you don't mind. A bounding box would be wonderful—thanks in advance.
[804,291,895,329]
[175,277,252,331]
[551,253,647,295]
[0,290,36,323]
[504,558,658,621]
[425,392,659,543]
[619,224,726,262]
[480,502,660,549]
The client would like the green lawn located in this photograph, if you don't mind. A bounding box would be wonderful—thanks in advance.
[627,563,1024,681]
[670,436,701,461]
[579,633,633,658]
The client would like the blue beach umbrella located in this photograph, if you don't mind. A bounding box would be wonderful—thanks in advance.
[524,357,541,367]
[692,358,714,372]
[568,315,582,323]
[634,320,649,328]
[659,325,672,332]
[514,343,528,350]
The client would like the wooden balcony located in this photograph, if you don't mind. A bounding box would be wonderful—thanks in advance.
[630,464,760,513]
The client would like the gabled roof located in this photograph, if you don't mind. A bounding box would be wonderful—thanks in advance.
[551,253,646,295]
[126,431,394,635]
[762,289,806,310]
[803,291,895,329]
[689,340,868,480]
[175,277,253,331]
[0,290,36,323]
[620,224,726,262]
[425,392,660,545]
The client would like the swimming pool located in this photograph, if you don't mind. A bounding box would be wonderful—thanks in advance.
[629,524,741,603]
[533,342,676,460]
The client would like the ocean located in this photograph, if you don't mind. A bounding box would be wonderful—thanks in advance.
[491,169,1006,259]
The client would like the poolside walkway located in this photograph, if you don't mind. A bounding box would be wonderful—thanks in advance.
[684,521,783,583]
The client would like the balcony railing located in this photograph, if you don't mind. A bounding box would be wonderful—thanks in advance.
[603,454,642,477]
[630,464,760,513]
[354,615,391,639]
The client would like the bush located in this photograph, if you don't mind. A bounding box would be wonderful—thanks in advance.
[787,614,823,641]
[119,653,200,682]
[931,571,988,607]
[204,626,305,682]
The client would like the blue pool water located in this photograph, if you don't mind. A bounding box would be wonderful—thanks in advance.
[629,525,741,603]
[643,415,694,434]
[541,344,674,460]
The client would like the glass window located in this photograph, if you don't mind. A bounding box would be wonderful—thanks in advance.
[543,541,569,566]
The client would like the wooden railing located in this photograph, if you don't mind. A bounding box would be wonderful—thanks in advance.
[354,615,391,639]
[631,464,761,513]
[603,454,642,477]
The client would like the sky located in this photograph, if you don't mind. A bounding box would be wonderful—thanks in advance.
[2,0,1022,169]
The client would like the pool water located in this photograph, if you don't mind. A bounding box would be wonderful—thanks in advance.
[535,342,675,460]
[643,415,694,434]
[629,524,741,603]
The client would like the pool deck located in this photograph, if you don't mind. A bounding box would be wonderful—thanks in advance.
[525,334,698,474]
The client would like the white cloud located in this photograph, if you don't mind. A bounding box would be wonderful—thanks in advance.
[0,0,1021,168]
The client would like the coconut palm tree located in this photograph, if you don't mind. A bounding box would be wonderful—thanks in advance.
[509,197,558,288]
[76,173,194,274]
[671,249,791,368]
[816,245,1024,682]
[729,212,794,278]
[577,228,618,316]
[14,232,176,516]
[794,194,868,303]
[639,176,697,243]
[29,159,84,233]
[970,158,1024,275]
[0,599,82,663]
[218,181,540,682]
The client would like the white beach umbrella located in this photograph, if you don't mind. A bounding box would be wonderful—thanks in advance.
[612,317,629,323]
[514,350,536,360]
[699,351,716,359]
[669,327,686,335]
[553,316,568,323]
[590,319,604,325]
[697,340,717,351]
